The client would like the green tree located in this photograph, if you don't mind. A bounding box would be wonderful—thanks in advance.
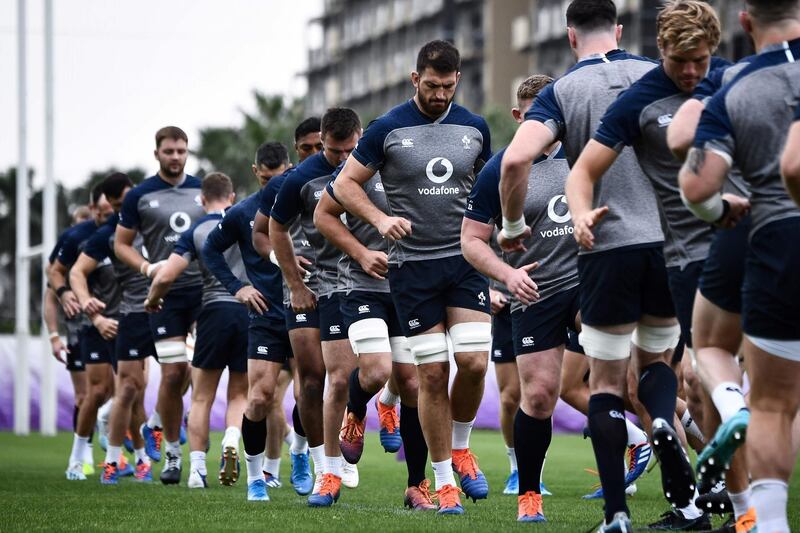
[481,103,519,151]
[195,91,306,196]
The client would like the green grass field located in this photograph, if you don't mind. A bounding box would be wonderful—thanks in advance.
[1,430,798,531]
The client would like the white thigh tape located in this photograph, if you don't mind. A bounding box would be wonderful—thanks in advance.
[632,324,680,353]
[155,340,188,364]
[389,336,414,365]
[347,318,391,355]
[579,325,632,361]
[407,332,449,365]
[448,322,492,354]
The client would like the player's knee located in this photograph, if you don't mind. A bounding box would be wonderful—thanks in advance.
[327,370,349,395]
[348,318,391,356]
[456,353,488,381]
[579,325,632,361]
[500,387,520,413]
[449,322,491,355]
[116,378,139,404]
[407,332,449,366]
[248,388,275,417]
[154,340,188,364]
[416,363,449,391]
[87,382,111,407]
[301,374,325,402]
[526,382,559,417]
[359,363,391,392]
[632,324,680,354]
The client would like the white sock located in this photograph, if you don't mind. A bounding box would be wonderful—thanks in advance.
[309,444,325,476]
[506,446,517,473]
[625,419,648,447]
[711,382,747,423]
[452,418,475,450]
[70,434,89,464]
[680,488,702,519]
[165,440,181,456]
[134,447,150,465]
[190,450,207,475]
[264,457,281,476]
[284,424,295,446]
[432,458,457,490]
[379,387,400,406]
[98,399,113,423]
[325,455,343,477]
[751,479,789,533]
[729,488,752,520]
[105,445,122,465]
[81,441,94,464]
[681,410,706,443]
[222,426,241,450]
[147,411,162,429]
[244,451,265,485]
[291,434,308,455]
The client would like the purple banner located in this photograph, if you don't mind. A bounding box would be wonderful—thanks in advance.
[0,335,587,433]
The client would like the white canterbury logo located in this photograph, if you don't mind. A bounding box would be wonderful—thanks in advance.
[128,349,139,356]
[609,410,625,420]
[375,182,384,192]
[408,319,420,329]
[296,314,307,322]
[257,346,269,355]
[358,305,370,314]
[522,337,534,347]
[657,114,673,127]
[314,190,323,199]
[329,325,341,334]
[401,138,414,148]
[157,326,167,335]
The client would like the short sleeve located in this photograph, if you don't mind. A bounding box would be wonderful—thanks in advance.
[172,227,196,262]
[118,188,141,229]
[464,153,502,225]
[203,214,246,295]
[83,227,112,263]
[524,83,565,140]
[351,118,391,170]
[476,117,493,167]
[257,177,281,217]
[56,232,82,268]
[269,174,305,226]
[594,90,643,151]
[693,90,735,165]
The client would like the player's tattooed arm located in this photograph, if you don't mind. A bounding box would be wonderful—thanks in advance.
[685,147,706,176]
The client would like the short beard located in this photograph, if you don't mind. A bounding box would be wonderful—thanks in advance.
[160,163,184,179]
[418,94,452,117]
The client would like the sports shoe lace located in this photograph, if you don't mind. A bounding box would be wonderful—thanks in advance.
[165,452,180,470]
[452,450,480,480]
[436,484,463,508]
[518,491,543,516]
[102,462,116,480]
[135,461,149,476]
[319,473,340,496]
[153,428,163,451]
[377,403,399,434]
[340,416,365,443]
[417,479,434,505]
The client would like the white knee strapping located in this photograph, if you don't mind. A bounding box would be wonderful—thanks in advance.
[448,322,492,354]
[347,318,391,355]
[632,324,680,353]
[578,325,632,361]
[389,336,414,365]
[155,340,188,364]
[406,332,449,365]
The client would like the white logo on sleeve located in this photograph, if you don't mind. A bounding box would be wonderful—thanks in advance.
[194,194,202,206]
[375,182,384,192]
[425,158,454,184]
[657,114,673,127]
[547,195,571,224]
[462,135,471,150]
[521,337,534,347]
[149,200,160,208]
[257,345,269,355]
[358,305,370,314]
[169,212,192,233]
[314,190,323,200]
[401,138,414,148]
[408,318,420,329]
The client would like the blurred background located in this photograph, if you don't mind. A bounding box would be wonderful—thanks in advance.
[0,0,752,433]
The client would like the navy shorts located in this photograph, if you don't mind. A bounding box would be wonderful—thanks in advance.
[388,255,490,337]
[66,340,84,372]
[116,312,156,362]
[248,313,294,364]
[80,325,116,368]
[491,306,515,363]
[578,244,675,327]
[284,304,320,331]
[318,293,348,342]
[511,286,584,356]
[666,260,705,357]
[698,216,750,314]
[340,290,404,337]
[742,218,800,340]
[149,286,202,341]
[193,302,249,373]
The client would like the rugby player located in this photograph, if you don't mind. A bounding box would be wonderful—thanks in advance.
[114,126,205,484]
[332,40,493,514]
[145,172,249,489]
[679,2,800,530]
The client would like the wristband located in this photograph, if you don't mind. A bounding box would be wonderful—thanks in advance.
[680,190,725,223]
[49,332,60,341]
[139,261,149,275]
[501,216,527,240]
[55,286,68,298]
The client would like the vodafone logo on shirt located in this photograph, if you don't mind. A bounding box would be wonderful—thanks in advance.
[419,157,459,195]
